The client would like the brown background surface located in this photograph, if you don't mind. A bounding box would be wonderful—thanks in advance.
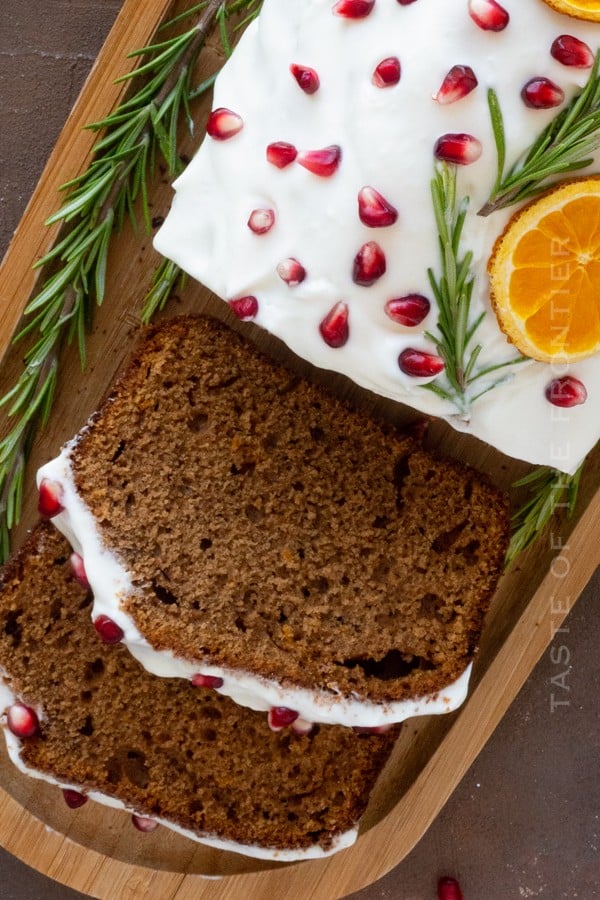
[0,2,598,898]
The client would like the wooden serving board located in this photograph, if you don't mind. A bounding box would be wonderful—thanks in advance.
[0,1,598,897]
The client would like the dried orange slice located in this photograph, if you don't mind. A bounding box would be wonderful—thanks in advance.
[488,178,600,363]
[541,0,600,21]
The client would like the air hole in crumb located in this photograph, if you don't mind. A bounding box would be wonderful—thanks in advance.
[464,480,474,502]
[234,616,247,633]
[313,576,329,594]
[292,481,304,492]
[393,454,411,510]
[418,593,441,617]
[201,728,217,742]
[80,690,92,702]
[207,374,240,391]
[432,521,467,553]
[110,440,126,463]
[79,715,94,736]
[461,539,481,564]
[297,548,305,560]
[124,750,150,788]
[340,649,435,680]
[188,412,209,433]
[244,504,262,523]
[83,658,105,681]
[79,591,93,610]
[301,586,311,598]
[151,581,178,605]
[230,461,256,476]
[200,538,212,551]
[4,609,23,648]
[372,515,389,529]
[310,426,324,442]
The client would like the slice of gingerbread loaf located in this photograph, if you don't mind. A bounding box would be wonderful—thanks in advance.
[0,522,399,860]
[37,315,509,728]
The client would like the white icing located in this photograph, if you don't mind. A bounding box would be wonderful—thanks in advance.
[37,448,473,728]
[154,0,600,474]
[0,676,357,861]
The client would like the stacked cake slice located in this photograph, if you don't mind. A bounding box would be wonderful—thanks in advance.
[0,523,398,859]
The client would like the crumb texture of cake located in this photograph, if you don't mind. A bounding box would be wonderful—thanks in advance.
[154,0,600,473]
[0,524,398,860]
[38,316,509,727]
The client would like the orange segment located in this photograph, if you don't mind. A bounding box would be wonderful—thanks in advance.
[542,0,600,21]
[488,178,600,363]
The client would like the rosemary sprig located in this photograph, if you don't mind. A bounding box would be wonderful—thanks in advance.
[480,52,600,215]
[0,0,263,560]
[506,464,583,564]
[424,163,524,417]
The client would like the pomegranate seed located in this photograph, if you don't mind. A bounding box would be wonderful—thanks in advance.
[358,186,398,228]
[353,241,386,286]
[396,0,418,4]
[266,141,298,168]
[62,789,88,809]
[385,294,430,326]
[545,376,588,408]
[319,302,350,348]
[434,65,478,104]
[192,673,224,689]
[468,0,509,31]
[277,258,306,286]
[290,63,320,94]
[247,208,275,235]
[37,479,64,518]
[434,133,482,166]
[268,707,300,731]
[132,814,159,833]
[438,876,464,900]
[228,296,259,320]
[332,0,375,18]
[297,145,342,177]
[93,615,124,645]
[70,552,90,590]
[399,348,445,378]
[551,35,594,69]
[291,717,314,736]
[6,703,39,738]
[206,108,243,141]
[372,57,401,88]
[522,77,564,109]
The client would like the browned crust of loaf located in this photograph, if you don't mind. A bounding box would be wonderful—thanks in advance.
[69,315,509,707]
[0,522,398,853]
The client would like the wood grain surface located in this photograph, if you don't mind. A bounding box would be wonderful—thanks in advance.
[0,1,598,897]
